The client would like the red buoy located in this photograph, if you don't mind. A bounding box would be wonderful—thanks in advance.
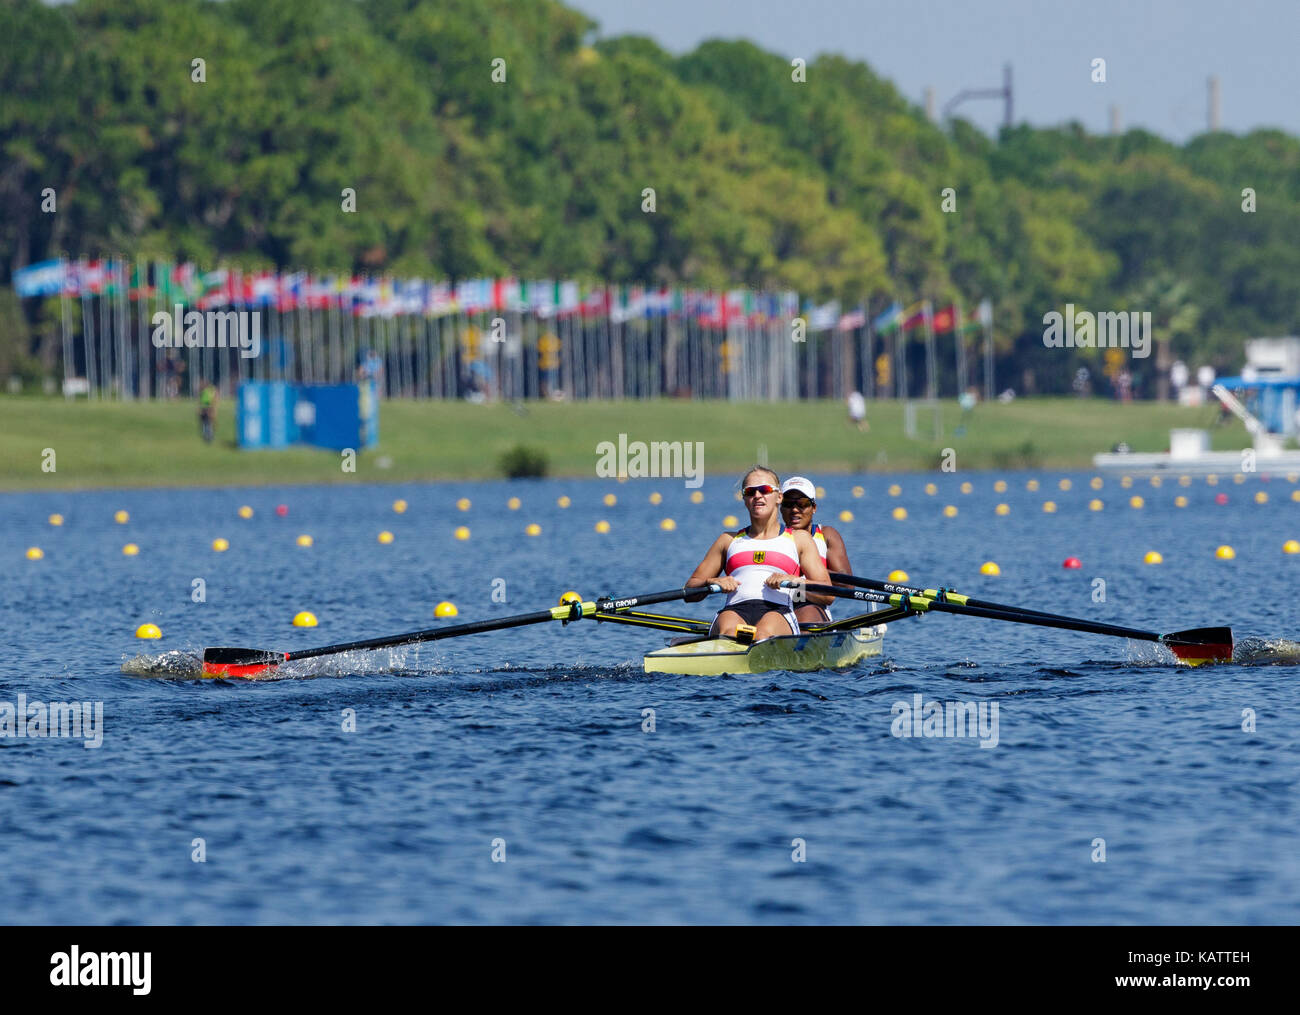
[1063,557,1082,569]
[275,504,289,516]
[1215,493,1229,505]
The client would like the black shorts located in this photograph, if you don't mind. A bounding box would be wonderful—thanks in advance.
[721,600,792,626]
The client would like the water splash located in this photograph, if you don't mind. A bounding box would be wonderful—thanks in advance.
[1234,636,1300,665]
[120,650,203,679]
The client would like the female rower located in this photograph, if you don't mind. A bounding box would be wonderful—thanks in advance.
[778,476,853,626]
[685,466,833,641]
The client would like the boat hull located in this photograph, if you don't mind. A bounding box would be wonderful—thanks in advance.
[643,625,886,676]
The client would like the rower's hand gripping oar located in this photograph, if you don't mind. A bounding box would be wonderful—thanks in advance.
[202,585,723,677]
[790,579,1232,665]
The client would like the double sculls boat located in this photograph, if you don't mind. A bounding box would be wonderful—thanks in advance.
[192,575,1234,680]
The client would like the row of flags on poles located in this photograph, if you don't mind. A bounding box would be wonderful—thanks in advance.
[13,258,991,333]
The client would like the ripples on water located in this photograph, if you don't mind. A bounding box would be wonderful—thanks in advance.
[4,475,1299,924]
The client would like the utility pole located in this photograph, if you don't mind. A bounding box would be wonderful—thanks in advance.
[1207,75,1221,132]
[942,63,1014,129]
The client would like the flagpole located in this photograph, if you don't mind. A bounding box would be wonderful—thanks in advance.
[954,302,967,395]
[924,299,937,402]
[983,300,995,402]
[59,255,72,398]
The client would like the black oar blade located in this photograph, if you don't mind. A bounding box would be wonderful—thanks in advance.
[1161,627,1234,666]
[202,646,288,678]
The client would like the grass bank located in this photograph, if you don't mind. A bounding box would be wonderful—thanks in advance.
[0,395,1247,491]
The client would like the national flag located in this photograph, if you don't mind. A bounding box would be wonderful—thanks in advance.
[806,299,841,331]
[901,301,929,330]
[13,259,67,298]
[872,302,903,332]
[932,305,956,333]
[838,306,867,331]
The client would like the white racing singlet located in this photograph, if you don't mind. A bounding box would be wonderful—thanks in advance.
[722,525,801,633]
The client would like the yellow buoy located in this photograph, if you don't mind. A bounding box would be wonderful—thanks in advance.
[48,513,64,526]
[238,505,254,519]
[434,601,458,617]
[559,591,582,606]
[525,523,542,536]
[378,531,395,544]
[734,490,742,501]
[1089,499,1104,512]
[1042,501,1057,513]
[1026,479,1040,491]
[135,623,162,639]
[26,547,44,560]
[1255,491,1269,504]
[815,486,826,500]
[1089,477,1103,490]
[943,505,958,518]
[722,514,739,528]
[1284,540,1300,554]
[212,538,229,552]
[851,485,865,498]
[292,611,318,627]
[454,525,471,541]
[839,509,854,522]
[887,570,910,583]
[1150,476,1163,488]
[888,484,902,497]
[456,497,471,511]
[1179,475,1191,487]
[649,492,663,505]
[1215,545,1236,560]
[1206,474,1218,486]
[603,493,617,507]
[507,497,522,510]
[993,480,1007,493]
[557,496,571,508]
[296,534,313,547]
[1143,550,1163,565]
[892,506,908,520]
[122,543,140,556]
[690,491,704,504]
[393,499,408,513]
[1292,491,1300,503]
[1289,473,1299,483]
[1174,496,1188,508]
[995,503,1010,516]
[594,520,611,533]
[980,561,1001,576]
[960,481,973,495]
[1058,479,1072,491]
[114,510,129,524]
[1120,476,1133,488]
[659,518,676,531]
[1233,474,1246,485]
[1129,496,1144,509]
[924,483,937,496]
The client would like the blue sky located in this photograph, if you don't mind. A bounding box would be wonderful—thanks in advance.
[569,0,1300,142]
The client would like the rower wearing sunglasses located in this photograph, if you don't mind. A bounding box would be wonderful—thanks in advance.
[778,476,853,625]
[686,466,833,643]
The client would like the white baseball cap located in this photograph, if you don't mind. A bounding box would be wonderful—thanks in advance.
[781,476,816,501]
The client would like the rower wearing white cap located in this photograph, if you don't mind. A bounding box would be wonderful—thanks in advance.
[779,476,853,625]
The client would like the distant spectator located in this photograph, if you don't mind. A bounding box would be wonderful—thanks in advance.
[847,390,868,431]
[198,382,218,443]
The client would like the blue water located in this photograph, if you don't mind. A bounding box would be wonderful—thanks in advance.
[2,472,1297,924]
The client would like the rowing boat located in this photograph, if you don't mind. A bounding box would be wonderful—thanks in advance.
[643,624,886,675]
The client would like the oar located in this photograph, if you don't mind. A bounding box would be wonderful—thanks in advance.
[789,581,1232,665]
[202,585,722,677]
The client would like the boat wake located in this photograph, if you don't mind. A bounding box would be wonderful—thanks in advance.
[1233,636,1300,665]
